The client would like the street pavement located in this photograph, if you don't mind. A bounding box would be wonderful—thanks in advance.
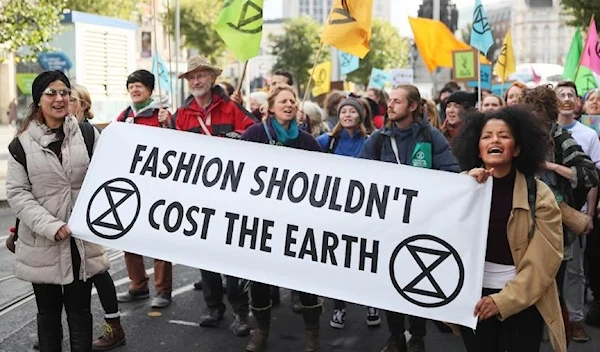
[0,197,599,351]
[0,123,600,351]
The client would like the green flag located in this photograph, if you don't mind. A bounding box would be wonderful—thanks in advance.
[214,0,264,61]
[563,28,598,94]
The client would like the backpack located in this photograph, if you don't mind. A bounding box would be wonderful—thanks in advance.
[373,125,432,161]
[326,135,341,154]
[8,121,95,242]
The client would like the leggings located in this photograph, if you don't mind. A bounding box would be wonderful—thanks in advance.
[91,271,119,318]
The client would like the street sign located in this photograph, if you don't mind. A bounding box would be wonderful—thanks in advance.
[37,52,73,72]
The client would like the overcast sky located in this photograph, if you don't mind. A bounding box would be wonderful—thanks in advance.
[263,0,510,36]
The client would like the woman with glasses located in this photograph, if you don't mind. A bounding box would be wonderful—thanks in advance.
[6,70,109,351]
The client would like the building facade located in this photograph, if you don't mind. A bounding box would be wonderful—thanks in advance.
[283,0,391,24]
[511,0,574,64]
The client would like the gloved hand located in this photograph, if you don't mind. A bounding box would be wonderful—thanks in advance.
[224,131,241,139]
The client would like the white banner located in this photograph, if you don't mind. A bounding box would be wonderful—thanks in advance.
[391,68,415,85]
[69,123,492,329]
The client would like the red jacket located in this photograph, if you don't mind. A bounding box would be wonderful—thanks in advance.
[116,99,171,127]
[172,85,257,135]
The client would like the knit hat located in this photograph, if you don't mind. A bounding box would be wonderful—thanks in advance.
[32,70,71,106]
[337,98,365,122]
[126,69,155,92]
[445,91,477,109]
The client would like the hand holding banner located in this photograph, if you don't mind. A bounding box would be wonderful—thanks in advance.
[69,123,492,329]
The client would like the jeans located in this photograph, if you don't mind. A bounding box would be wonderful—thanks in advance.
[385,312,426,337]
[565,236,586,322]
[250,283,319,309]
[91,271,119,318]
[201,269,249,314]
[124,252,172,294]
[460,288,544,352]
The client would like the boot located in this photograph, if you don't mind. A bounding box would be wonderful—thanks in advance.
[291,291,302,314]
[302,305,322,352]
[37,313,62,352]
[92,317,126,351]
[381,334,407,352]
[246,306,271,352]
[67,310,92,352]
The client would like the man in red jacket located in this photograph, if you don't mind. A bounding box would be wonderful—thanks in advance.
[173,56,256,337]
[171,56,257,137]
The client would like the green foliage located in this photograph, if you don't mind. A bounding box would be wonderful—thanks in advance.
[65,0,144,20]
[270,16,329,95]
[560,0,600,29]
[0,0,66,62]
[346,20,409,85]
[167,0,227,65]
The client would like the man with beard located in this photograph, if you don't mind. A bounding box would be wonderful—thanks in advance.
[171,56,257,337]
[555,81,600,343]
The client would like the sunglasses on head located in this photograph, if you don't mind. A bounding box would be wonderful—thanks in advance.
[43,88,71,97]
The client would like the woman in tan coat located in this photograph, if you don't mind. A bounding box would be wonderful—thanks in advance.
[453,106,566,352]
[6,71,108,351]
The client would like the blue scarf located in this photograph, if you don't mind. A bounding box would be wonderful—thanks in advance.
[271,117,299,145]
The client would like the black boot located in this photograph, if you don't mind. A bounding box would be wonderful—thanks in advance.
[302,306,322,352]
[37,313,62,352]
[67,310,92,352]
[246,306,270,352]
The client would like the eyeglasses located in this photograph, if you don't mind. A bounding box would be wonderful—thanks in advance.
[43,88,71,97]
[187,72,213,81]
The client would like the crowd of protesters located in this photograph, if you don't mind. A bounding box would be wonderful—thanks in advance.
[7,54,600,352]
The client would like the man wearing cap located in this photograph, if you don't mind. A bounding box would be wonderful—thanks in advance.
[173,56,254,337]
[116,69,174,309]
[171,56,257,136]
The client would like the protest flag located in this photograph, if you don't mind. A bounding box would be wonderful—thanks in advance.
[470,0,494,55]
[580,16,600,76]
[493,30,516,83]
[321,0,373,59]
[214,0,264,61]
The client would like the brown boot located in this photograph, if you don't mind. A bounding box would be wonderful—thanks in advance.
[302,305,322,352]
[246,306,271,352]
[92,317,126,351]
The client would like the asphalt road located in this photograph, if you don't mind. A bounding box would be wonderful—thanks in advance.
[0,205,599,351]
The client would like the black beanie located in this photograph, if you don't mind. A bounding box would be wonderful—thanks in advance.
[338,98,365,122]
[446,91,477,109]
[126,70,155,92]
[32,70,71,106]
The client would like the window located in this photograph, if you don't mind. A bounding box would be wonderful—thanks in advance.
[82,29,129,97]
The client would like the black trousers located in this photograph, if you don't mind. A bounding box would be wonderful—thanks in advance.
[585,217,600,301]
[33,239,92,316]
[201,269,249,314]
[385,312,426,337]
[251,282,318,309]
[460,288,544,352]
[90,271,118,317]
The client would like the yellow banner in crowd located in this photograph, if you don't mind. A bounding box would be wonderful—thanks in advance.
[309,61,332,97]
[493,30,516,82]
[409,17,489,73]
[321,0,373,58]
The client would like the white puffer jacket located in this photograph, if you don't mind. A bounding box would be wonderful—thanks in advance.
[6,115,109,285]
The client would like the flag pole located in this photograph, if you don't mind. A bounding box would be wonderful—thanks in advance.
[236,61,249,95]
[302,43,325,106]
[500,77,505,101]
[477,52,482,105]
[152,0,163,109]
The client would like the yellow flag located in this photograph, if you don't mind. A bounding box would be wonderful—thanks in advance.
[409,17,489,73]
[493,30,516,82]
[321,0,373,58]
[309,61,332,97]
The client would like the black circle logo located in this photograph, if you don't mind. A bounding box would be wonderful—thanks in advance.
[86,178,141,240]
[389,234,464,308]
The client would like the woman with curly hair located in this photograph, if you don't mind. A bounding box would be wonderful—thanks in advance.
[453,106,566,352]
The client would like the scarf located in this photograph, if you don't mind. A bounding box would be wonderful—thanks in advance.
[271,117,299,145]
[133,98,153,112]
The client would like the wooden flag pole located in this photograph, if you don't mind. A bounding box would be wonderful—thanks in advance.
[302,43,325,106]
[152,0,163,109]
[477,53,482,105]
[236,61,249,95]
[500,77,505,101]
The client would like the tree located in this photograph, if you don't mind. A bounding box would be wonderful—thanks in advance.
[560,0,600,29]
[270,16,329,96]
[346,20,410,86]
[0,0,66,62]
[65,0,144,20]
[166,0,226,65]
